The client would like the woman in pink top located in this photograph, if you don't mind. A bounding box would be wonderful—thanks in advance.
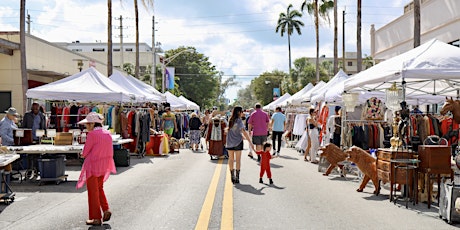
[77,112,116,226]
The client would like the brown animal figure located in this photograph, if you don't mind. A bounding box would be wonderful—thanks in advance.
[345,146,380,194]
[440,97,460,123]
[320,143,347,176]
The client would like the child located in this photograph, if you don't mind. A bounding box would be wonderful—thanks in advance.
[256,142,277,184]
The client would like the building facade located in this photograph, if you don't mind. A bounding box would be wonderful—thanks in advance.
[370,0,460,60]
[56,41,158,74]
[0,32,108,115]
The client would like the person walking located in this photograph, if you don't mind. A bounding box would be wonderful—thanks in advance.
[188,112,202,151]
[0,107,18,146]
[76,112,116,226]
[247,103,270,161]
[305,108,320,163]
[22,102,46,141]
[256,142,277,184]
[226,106,254,184]
[270,107,286,156]
[162,107,177,138]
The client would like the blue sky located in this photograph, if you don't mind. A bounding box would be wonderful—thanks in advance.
[0,0,410,102]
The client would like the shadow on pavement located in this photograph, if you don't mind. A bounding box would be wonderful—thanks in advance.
[269,163,284,169]
[266,183,286,190]
[88,223,112,229]
[234,183,266,195]
[278,155,299,160]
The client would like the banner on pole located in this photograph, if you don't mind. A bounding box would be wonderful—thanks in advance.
[165,67,175,89]
[273,88,280,101]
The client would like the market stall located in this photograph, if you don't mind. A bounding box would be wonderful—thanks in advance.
[110,70,166,103]
[263,93,291,111]
[178,95,200,111]
[279,83,313,107]
[164,92,188,110]
[26,67,136,103]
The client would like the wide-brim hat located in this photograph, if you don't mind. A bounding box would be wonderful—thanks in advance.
[78,112,103,124]
[5,107,19,116]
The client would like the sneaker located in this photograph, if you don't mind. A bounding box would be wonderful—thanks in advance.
[259,178,263,183]
[277,151,280,156]
[272,151,276,156]
[269,179,273,184]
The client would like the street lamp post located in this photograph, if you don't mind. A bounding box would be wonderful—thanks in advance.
[161,48,193,93]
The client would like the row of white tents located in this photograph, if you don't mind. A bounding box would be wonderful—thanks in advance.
[26,67,200,111]
[265,39,459,110]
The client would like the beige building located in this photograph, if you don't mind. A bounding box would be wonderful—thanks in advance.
[55,41,158,74]
[309,52,376,76]
[370,0,460,60]
[0,32,108,115]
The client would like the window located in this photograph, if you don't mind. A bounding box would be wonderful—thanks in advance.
[125,48,133,52]
[92,48,105,52]
[347,61,353,66]
[0,92,12,114]
[113,48,120,52]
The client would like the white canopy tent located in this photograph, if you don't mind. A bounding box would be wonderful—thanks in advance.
[295,81,326,105]
[110,70,165,103]
[311,70,349,103]
[263,93,291,110]
[26,67,135,103]
[344,39,460,101]
[178,95,200,110]
[281,83,314,107]
[164,92,188,110]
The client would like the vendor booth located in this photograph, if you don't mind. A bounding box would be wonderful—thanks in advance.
[110,70,166,103]
[263,93,291,111]
[26,67,136,103]
[178,95,200,111]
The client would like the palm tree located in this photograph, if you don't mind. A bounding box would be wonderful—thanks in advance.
[414,0,421,47]
[108,0,113,76]
[20,0,28,113]
[302,0,334,82]
[333,0,338,74]
[133,0,154,79]
[357,0,362,72]
[275,4,304,75]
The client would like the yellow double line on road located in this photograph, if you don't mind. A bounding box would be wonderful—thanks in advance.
[194,158,233,230]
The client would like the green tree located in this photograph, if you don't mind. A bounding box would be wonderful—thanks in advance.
[301,0,334,81]
[216,74,237,109]
[275,4,304,74]
[289,57,329,94]
[251,70,288,105]
[234,86,257,110]
[165,47,220,109]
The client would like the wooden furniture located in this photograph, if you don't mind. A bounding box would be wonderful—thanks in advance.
[13,129,33,146]
[418,145,453,208]
[377,148,416,202]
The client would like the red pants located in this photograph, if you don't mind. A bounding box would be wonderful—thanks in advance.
[259,167,272,178]
[87,176,109,220]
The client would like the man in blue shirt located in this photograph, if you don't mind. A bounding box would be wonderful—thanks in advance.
[22,103,46,141]
[270,107,286,156]
[0,107,19,146]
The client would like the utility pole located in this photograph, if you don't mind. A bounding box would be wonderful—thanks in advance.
[342,10,346,72]
[152,15,156,88]
[118,15,124,68]
[26,12,31,34]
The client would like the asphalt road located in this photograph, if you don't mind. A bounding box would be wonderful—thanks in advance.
[0,141,458,230]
